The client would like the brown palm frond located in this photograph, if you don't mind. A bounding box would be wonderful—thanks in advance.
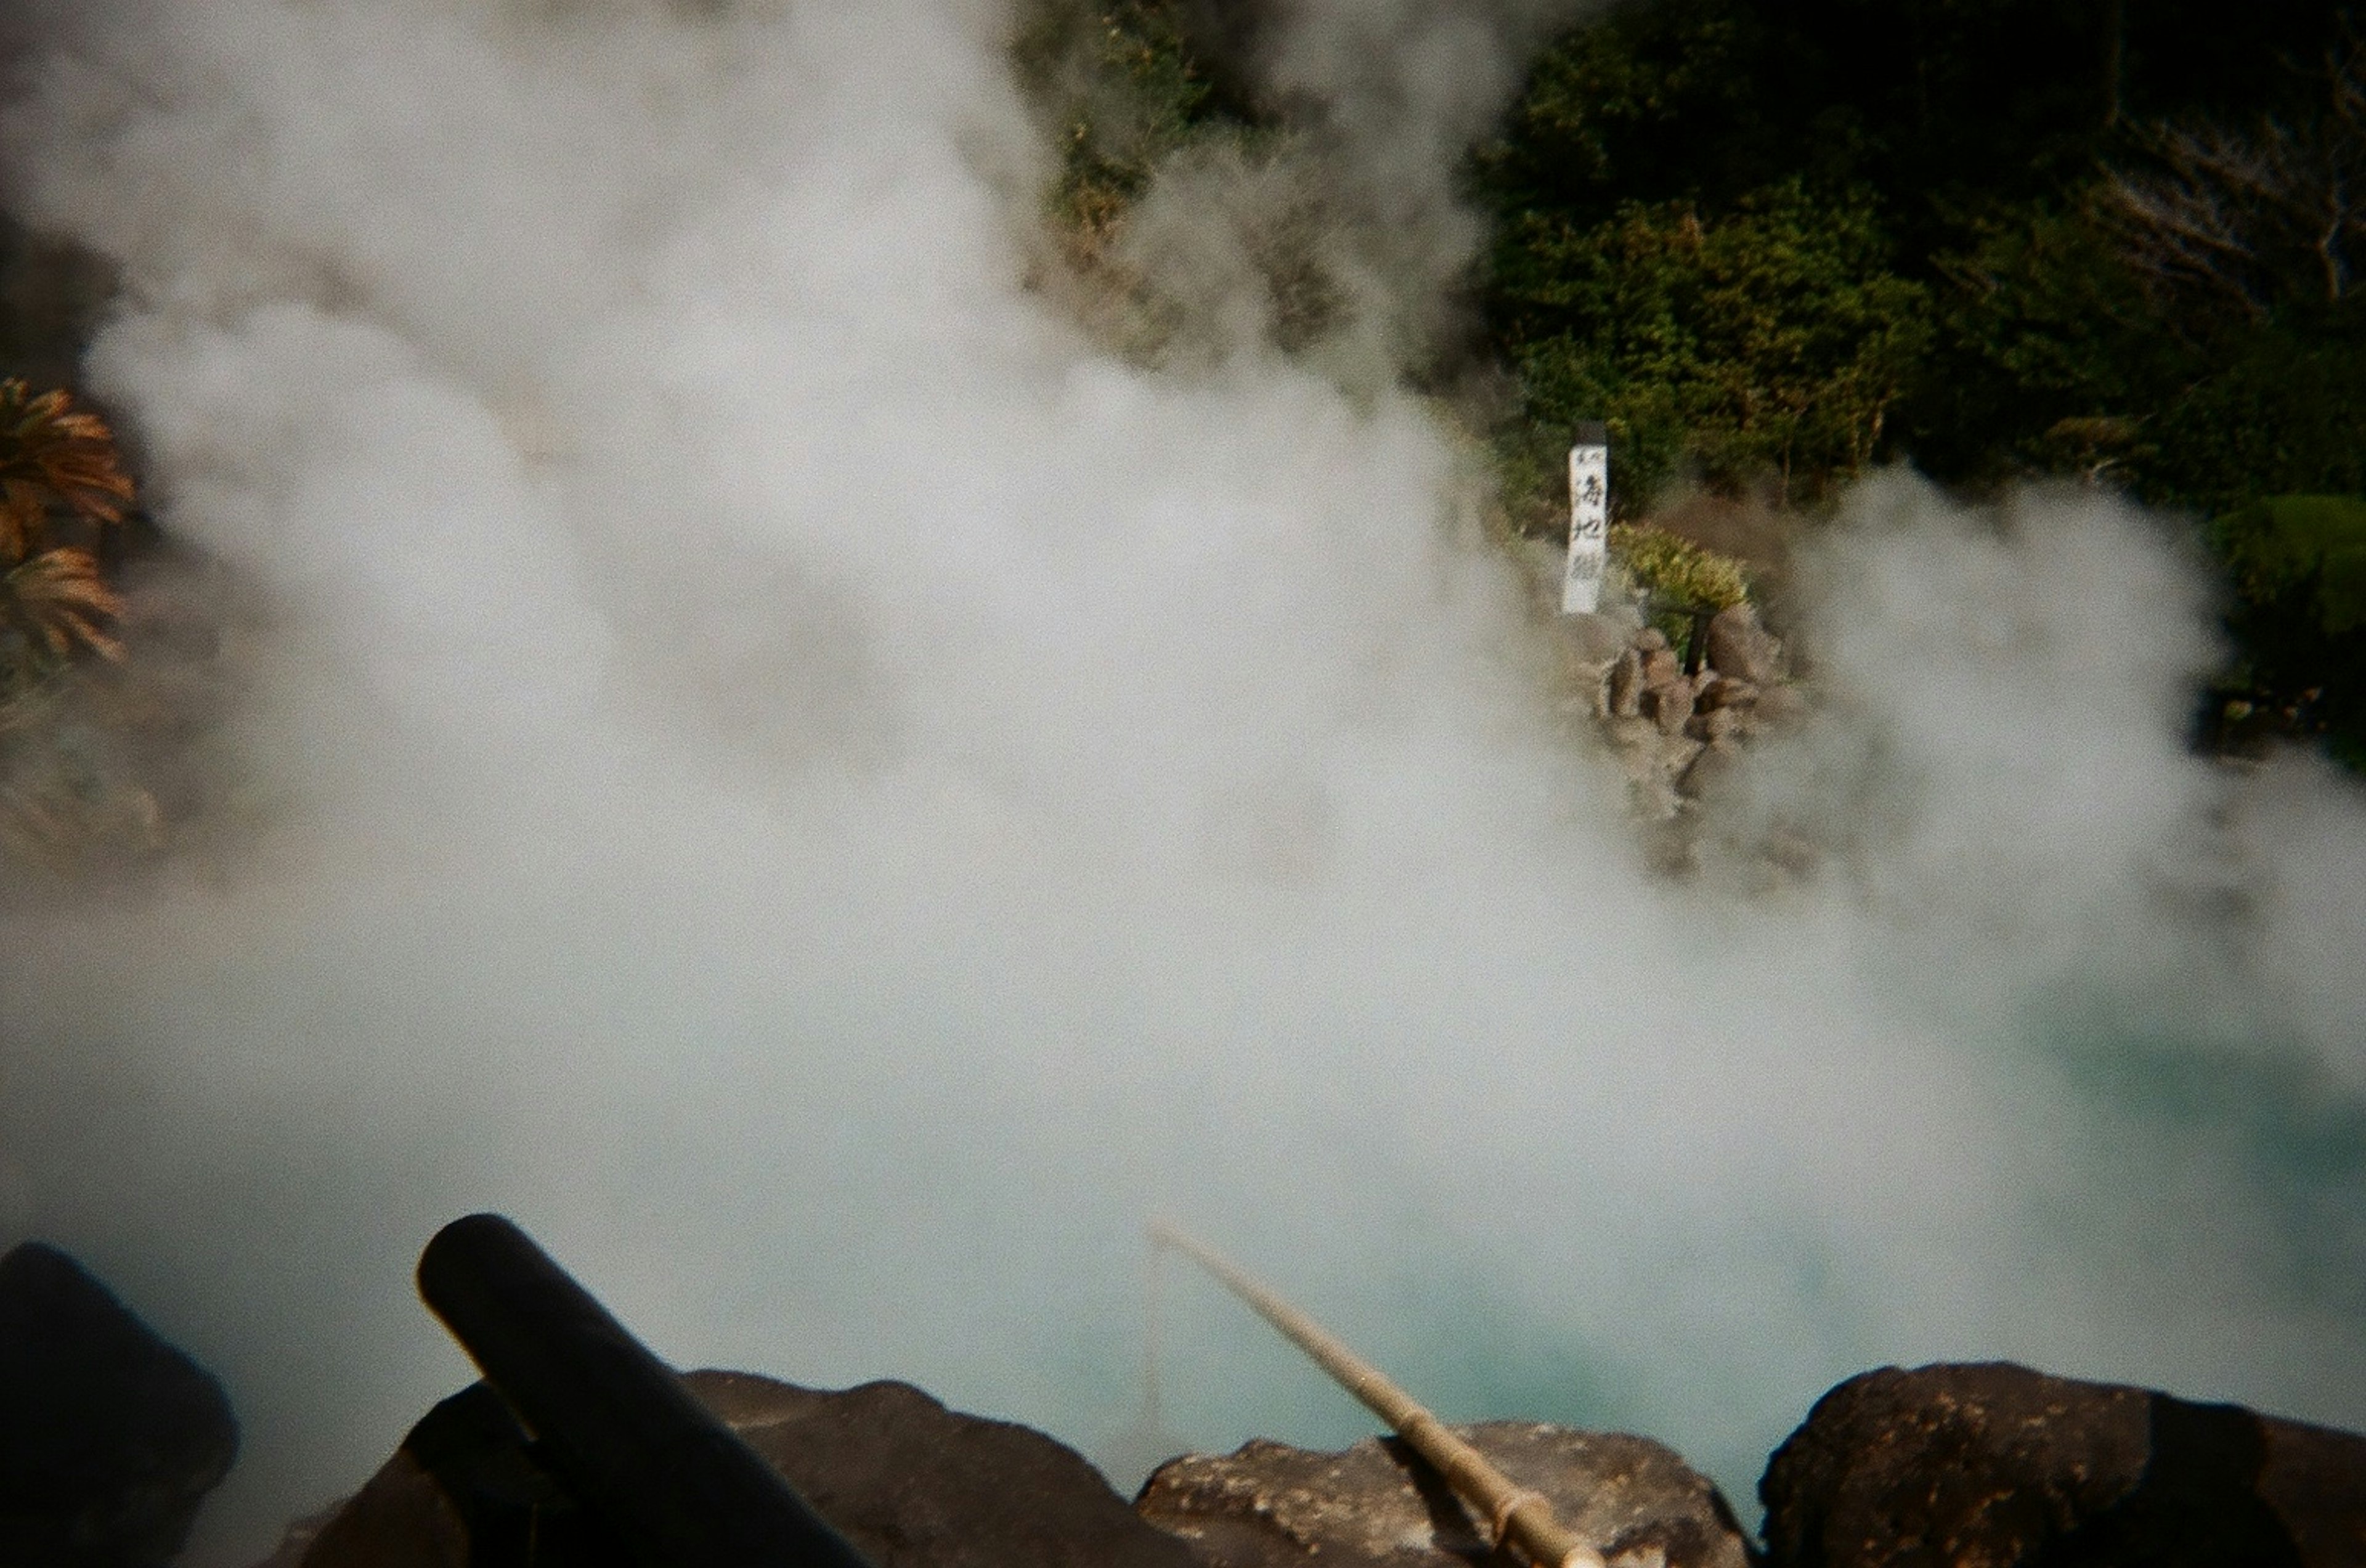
[0,479,44,564]
[0,379,138,543]
[6,546,126,662]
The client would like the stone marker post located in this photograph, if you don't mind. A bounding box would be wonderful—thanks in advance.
[1562,421,1609,615]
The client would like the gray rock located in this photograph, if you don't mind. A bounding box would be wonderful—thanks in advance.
[0,1242,238,1568]
[1678,739,1746,800]
[279,1373,1194,1568]
[1608,651,1645,718]
[1749,684,1809,728]
[1704,606,1781,686]
[1641,649,1683,689]
[1138,1423,1752,1568]
[1633,628,1671,654]
[1687,707,1743,747]
[1760,827,1819,879]
[1696,678,1757,713]
[1762,1362,2366,1568]
[1643,681,1696,736]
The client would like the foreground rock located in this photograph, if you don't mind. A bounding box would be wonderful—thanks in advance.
[268,1371,1196,1568]
[1137,1423,1753,1568]
[0,1241,238,1568]
[1559,606,1807,846]
[1762,1362,2366,1567]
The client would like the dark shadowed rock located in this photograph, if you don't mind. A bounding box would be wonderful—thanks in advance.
[0,1241,238,1568]
[711,1374,1194,1568]
[1137,1423,1753,1568]
[1760,1362,2366,1568]
[278,1371,1196,1568]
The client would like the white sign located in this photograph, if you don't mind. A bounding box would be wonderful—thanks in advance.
[1562,439,1609,614]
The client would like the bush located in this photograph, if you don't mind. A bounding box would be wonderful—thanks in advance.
[1496,179,1930,511]
[2206,495,2366,763]
[1607,522,1750,647]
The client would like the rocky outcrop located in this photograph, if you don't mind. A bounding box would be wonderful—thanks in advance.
[0,1241,238,1568]
[1761,1362,2366,1568]
[1559,606,1808,840]
[266,1371,1197,1568]
[1137,1423,1754,1568]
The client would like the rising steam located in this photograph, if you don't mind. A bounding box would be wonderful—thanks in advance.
[1,3,2362,1562]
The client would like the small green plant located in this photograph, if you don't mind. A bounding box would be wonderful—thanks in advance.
[1608,523,1750,647]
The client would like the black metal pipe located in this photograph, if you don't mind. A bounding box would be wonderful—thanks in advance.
[417,1212,875,1568]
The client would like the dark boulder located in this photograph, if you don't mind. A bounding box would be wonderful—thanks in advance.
[0,1241,238,1568]
[279,1371,1197,1568]
[1760,1362,2366,1567]
[1137,1423,1754,1568]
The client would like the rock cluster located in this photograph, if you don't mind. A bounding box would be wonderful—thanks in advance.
[1137,1423,1752,1568]
[261,1372,1197,1568]
[0,1241,237,1568]
[8,1237,2364,1568]
[1762,1362,2366,1567]
[1563,603,1808,825]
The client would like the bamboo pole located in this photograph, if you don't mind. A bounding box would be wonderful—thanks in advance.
[1148,1222,1607,1568]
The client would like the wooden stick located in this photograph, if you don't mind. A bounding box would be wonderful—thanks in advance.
[1150,1221,1607,1568]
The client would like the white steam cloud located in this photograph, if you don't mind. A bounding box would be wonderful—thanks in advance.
[1,3,2362,1563]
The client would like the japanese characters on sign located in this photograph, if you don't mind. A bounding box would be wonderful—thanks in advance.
[1563,434,1609,614]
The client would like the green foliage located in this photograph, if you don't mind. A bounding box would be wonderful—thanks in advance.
[1477,0,1769,220]
[2215,497,2366,638]
[2207,496,2366,759]
[1610,523,1749,612]
[1498,180,1930,510]
[1481,0,2366,764]
[1907,192,2366,516]
[1014,1,1224,260]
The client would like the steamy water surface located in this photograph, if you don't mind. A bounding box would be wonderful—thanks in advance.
[0,2,2362,1559]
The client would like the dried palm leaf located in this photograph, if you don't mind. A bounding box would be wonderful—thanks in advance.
[6,546,126,662]
[0,380,137,558]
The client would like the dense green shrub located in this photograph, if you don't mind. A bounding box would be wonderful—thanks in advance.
[2207,496,2366,763]
[2216,497,2366,635]
[1499,179,1929,511]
